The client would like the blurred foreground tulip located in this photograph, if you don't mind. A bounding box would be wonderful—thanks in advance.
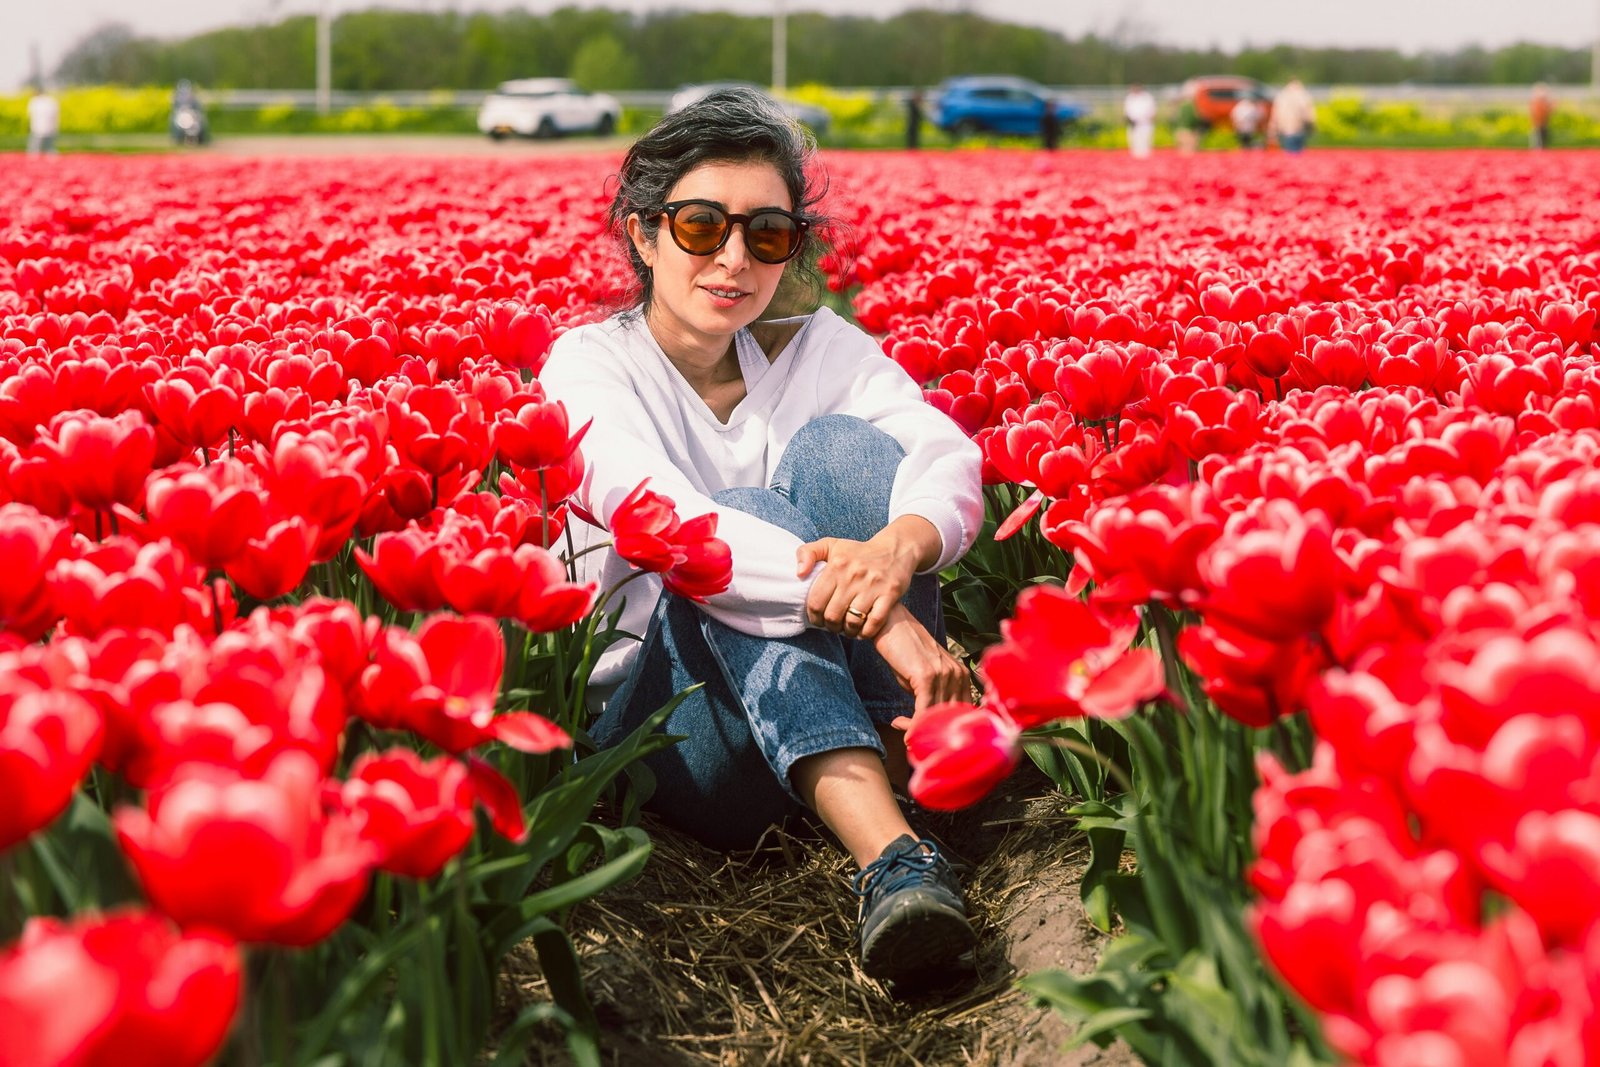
[0,686,103,851]
[114,751,375,946]
[903,702,1022,811]
[0,909,240,1067]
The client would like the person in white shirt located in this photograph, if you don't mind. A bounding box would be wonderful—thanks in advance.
[26,89,60,157]
[1270,78,1317,154]
[540,87,984,990]
[1231,96,1264,149]
[1123,84,1157,159]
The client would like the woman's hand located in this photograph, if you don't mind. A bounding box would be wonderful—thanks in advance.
[870,604,971,714]
[796,516,940,640]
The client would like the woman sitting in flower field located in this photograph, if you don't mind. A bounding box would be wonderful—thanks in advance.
[539,87,985,988]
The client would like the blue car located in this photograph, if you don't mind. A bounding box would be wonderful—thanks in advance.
[933,76,1086,138]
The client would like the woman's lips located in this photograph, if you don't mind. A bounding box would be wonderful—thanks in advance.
[701,285,750,308]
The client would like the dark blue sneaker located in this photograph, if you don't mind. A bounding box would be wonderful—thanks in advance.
[852,834,976,987]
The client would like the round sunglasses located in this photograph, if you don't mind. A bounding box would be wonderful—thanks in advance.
[658,199,810,265]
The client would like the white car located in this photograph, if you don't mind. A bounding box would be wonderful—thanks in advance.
[477,78,622,140]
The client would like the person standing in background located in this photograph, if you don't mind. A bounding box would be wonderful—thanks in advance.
[1231,95,1263,149]
[1271,78,1317,154]
[1123,84,1157,159]
[1530,84,1554,149]
[1039,93,1061,151]
[905,90,923,150]
[26,87,60,156]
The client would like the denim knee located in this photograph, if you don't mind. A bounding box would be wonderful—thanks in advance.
[771,416,906,543]
[712,486,820,542]
[775,415,905,495]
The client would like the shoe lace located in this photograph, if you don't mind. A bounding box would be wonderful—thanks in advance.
[851,839,941,910]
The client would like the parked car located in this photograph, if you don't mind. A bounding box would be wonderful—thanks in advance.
[1180,76,1276,131]
[933,76,1086,138]
[666,82,832,137]
[477,78,621,140]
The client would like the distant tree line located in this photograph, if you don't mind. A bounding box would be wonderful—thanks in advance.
[54,6,1592,91]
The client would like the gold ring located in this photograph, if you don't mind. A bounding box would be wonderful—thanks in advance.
[846,608,867,619]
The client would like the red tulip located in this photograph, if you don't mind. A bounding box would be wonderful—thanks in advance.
[493,397,589,469]
[985,408,1102,501]
[143,370,241,454]
[114,752,375,946]
[474,300,555,372]
[516,547,596,632]
[227,516,318,600]
[141,460,267,572]
[49,537,203,638]
[661,513,733,602]
[0,503,73,640]
[0,909,241,1067]
[1196,508,1341,644]
[0,685,103,851]
[979,585,1165,728]
[1053,343,1154,423]
[904,702,1022,811]
[355,525,448,612]
[30,410,157,512]
[355,613,572,755]
[336,749,477,878]
[608,480,684,572]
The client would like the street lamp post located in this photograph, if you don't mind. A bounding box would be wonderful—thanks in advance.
[772,0,787,94]
[317,0,332,113]
[1593,0,1600,92]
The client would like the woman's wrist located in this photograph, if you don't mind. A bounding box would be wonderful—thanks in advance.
[875,516,941,574]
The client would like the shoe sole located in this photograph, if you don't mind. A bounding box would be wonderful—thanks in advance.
[860,889,977,985]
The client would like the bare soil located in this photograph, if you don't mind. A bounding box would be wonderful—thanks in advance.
[500,760,1139,1066]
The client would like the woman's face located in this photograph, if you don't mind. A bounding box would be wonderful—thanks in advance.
[629,159,794,360]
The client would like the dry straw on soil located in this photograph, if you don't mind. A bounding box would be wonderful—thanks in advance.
[501,763,1141,1067]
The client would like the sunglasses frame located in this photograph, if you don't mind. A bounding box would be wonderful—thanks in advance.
[657,199,810,265]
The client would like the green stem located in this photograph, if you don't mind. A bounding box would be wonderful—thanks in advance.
[568,608,603,732]
[537,469,550,550]
[0,851,23,941]
[1147,603,1189,712]
[563,540,614,565]
[593,569,649,621]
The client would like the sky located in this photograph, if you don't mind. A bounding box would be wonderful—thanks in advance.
[6,0,1596,90]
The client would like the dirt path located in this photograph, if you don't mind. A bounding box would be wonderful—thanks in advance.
[502,761,1139,1066]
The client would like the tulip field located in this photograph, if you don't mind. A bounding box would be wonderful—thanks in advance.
[3,146,1600,1066]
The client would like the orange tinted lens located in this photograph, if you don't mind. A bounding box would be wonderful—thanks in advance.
[671,205,728,253]
[746,212,798,261]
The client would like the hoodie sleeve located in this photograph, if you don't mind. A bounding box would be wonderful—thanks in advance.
[807,314,985,573]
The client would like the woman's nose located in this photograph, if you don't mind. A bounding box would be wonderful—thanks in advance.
[714,225,750,272]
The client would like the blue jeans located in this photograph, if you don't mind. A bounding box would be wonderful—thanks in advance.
[591,415,944,850]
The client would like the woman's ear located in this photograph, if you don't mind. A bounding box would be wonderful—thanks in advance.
[625,213,655,269]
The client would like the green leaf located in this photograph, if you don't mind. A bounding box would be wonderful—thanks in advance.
[485,688,688,902]
[1079,824,1128,932]
[27,791,138,914]
[451,886,494,1055]
[530,920,601,1067]
[490,1001,572,1067]
[1163,951,1254,1067]
[292,921,431,1065]
[487,837,652,957]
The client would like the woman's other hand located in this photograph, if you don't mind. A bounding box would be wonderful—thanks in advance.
[870,604,971,714]
[796,516,940,639]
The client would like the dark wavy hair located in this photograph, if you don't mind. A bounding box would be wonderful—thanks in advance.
[607,86,831,316]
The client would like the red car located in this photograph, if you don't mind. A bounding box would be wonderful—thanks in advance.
[1181,76,1275,131]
